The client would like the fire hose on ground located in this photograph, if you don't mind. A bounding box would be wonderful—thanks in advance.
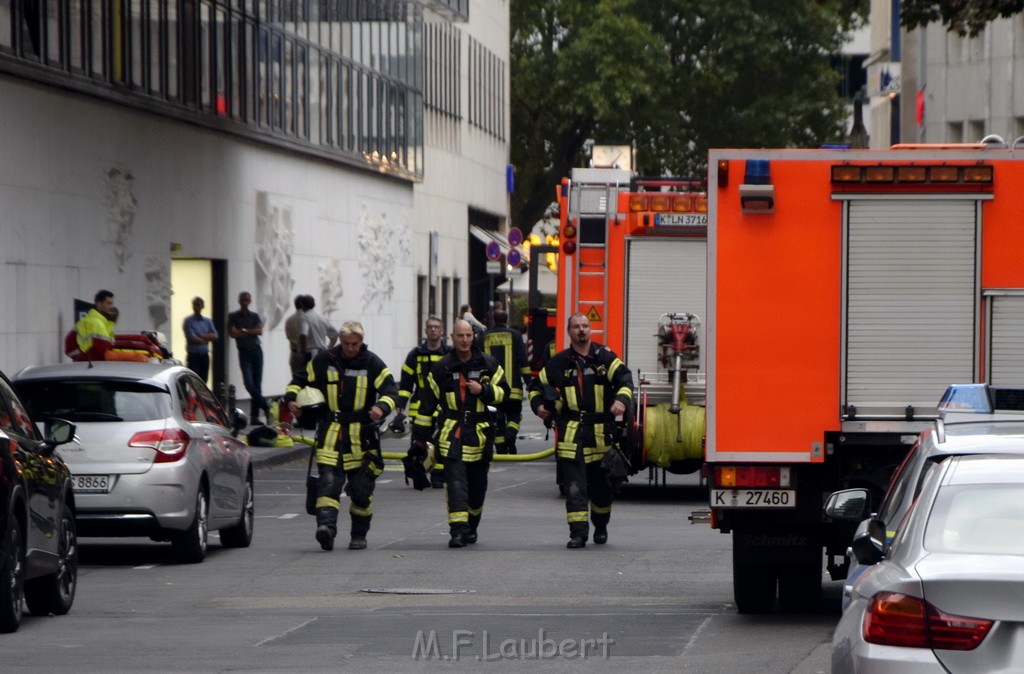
[287,432,555,461]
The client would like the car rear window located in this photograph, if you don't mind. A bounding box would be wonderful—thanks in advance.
[16,379,172,423]
[925,485,1024,555]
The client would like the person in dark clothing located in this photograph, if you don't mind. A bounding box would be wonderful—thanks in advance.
[412,319,509,548]
[227,291,270,423]
[482,309,531,454]
[285,320,398,552]
[529,312,634,549]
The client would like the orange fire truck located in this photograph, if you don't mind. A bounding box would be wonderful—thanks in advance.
[554,167,709,476]
[707,143,1024,612]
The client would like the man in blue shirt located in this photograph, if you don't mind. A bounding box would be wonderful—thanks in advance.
[183,296,218,382]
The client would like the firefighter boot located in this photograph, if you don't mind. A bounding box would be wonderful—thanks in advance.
[349,515,370,550]
[567,521,588,549]
[466,513,481,544]
[593,527,608,544]
[505,429,518,455]
[315,524,336,551]
[448,524,470,548]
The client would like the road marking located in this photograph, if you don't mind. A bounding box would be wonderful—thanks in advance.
[682,615,713,655]
[255,616,320,647]
[279,513,299,519]
[133,565,157,570]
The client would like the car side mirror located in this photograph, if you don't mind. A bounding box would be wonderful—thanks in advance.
[823,488,871,521]
[44,418,76,446]
[850,517,886,566]
[231,409,249,437]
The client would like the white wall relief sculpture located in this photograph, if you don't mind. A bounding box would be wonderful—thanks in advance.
[318,258,344,318]
[255,191,295,329]
[144,256,171,329]
[358,202,408,313]
[104,169,138,273]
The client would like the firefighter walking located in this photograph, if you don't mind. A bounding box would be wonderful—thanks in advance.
[285,321,398,551]
[482,309,531,454]
[394,316,450,488]
[413,319,509,548]
[530,313,634,548]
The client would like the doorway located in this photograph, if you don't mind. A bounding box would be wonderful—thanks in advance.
[170,259,227,393]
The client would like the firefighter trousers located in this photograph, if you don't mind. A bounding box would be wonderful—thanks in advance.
[559,456,612,540]
[494,399,522,454]
[444,457,490,535]
[315,461,377,538]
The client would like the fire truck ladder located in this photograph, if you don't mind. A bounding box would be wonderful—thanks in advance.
[572,184,618,344]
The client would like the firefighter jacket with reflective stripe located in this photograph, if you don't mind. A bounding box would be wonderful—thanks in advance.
[285,343,398,470]
[74,308,116,360]
[397,340,450,413]
[482,326,531,400]
[529,343,634,463]
[412,348,509,462]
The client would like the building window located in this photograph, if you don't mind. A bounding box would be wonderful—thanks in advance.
[0,0,426,179]
[467,35,503,140]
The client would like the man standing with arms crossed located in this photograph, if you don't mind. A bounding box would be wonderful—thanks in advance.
[412,320,509,548]
[183,296,218,382]
[529,313,634,549]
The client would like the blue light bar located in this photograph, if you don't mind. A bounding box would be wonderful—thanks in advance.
[937,384,992,415]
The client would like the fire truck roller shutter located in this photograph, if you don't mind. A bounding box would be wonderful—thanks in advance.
[844,198,977,416]
[625,238,707,379]
[988,294,1024,385]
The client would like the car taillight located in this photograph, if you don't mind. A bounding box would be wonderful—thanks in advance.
[714,465,791,488]
[863,592,993,651]
[129,429,190,463]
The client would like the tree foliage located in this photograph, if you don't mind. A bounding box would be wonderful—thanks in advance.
[510,0,866,232]
[901,0,1024,36]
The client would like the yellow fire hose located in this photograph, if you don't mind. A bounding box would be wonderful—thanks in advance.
[288,433,555,461]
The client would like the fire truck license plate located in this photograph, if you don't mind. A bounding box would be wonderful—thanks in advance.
[655,213,707,227]
[711,489,795,508]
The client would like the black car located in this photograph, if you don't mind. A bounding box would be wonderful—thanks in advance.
[0,370,78,633]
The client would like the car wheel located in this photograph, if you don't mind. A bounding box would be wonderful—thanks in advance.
[172,488,208,563]
[0,518,25,633]
[24,503,78,617]
[219,473,254,548]
[733,561,777,614]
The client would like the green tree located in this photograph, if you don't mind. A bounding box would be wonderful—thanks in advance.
[510,0,672,238]
[510,0,866,231]
[901,0,1024,37]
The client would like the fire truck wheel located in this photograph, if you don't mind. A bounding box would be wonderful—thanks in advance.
[777,563,823,612]
[732,560,777,614]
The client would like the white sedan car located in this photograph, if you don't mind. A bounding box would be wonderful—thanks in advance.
[832,454,1024,672]
[14,362,254,563]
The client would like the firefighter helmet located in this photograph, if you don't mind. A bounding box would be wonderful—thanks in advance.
[296,387,326,409]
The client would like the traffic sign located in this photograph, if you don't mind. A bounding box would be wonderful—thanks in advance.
[486,260,502,274]
[507,249,522,267]
[485,241,501,261]
[507,227,523,247]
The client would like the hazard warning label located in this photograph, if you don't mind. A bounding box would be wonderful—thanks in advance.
[586,306,602,322]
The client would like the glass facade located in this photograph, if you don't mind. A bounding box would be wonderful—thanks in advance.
[0,0,425,178]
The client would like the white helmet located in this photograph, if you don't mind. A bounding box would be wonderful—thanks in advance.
[295,387,326,408]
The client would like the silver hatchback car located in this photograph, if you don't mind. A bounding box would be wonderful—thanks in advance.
[14,362,254,563]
